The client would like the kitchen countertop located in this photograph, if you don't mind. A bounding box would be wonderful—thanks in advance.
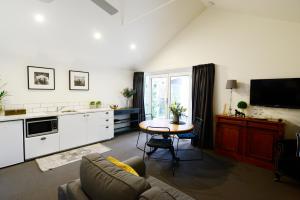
[0,108,113,122]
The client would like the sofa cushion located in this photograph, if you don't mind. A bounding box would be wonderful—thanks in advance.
[80,153,151,200]
[146,176,195,200]
[139,187,175,200]
[106,156,139,176]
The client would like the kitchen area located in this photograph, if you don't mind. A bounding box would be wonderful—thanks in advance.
[0,108,114,168]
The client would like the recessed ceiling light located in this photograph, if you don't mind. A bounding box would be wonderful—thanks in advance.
[130,43,137,50]
[34,14,45,23]
[93,32,102,40]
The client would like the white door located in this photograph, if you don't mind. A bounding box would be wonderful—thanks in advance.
[59,114,87,151]
[145,72,192,122]
[150,75,169,119]
[86,112,114,143]
[0,120,24,168]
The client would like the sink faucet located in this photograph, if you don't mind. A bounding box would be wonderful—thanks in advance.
[56,106,66,112]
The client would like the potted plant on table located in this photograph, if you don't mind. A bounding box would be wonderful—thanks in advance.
[121,88,136,108]
[169,102,187,124]
[95,101,102,108]
[89,101,96,109]
[236,101,248,117]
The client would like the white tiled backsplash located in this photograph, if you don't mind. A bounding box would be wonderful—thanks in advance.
[3,101,91,113]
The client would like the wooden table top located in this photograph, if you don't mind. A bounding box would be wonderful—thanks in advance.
[139,119,194,134]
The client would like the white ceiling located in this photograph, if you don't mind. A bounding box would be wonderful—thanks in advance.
[0,0,206,70]
[202,0,300,23]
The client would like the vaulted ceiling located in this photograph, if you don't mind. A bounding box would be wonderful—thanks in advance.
[202,0,300,23]
[0,0,205,69]
[0,0,300,70]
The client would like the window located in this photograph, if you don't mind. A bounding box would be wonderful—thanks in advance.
[144,72,192,122]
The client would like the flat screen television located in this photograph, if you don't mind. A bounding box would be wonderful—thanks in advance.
[250,78,300,109]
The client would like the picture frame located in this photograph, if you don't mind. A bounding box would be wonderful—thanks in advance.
[69,70,89,91]
[27,66,55,90]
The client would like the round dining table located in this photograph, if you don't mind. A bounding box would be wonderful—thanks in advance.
[139,119,194,160]
[139,119,194,134]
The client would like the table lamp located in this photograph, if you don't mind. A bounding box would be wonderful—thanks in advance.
[226,80,237,115]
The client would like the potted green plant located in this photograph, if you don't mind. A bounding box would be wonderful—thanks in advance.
[89,101,96,109]
[0,81,8,114]
[169,102,187,124]
[237,101,248,114]
[121,88,136,108]
[95,101,102,108]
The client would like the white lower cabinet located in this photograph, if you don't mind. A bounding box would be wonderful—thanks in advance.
[25,134,59,160]
[59,111,114,151]
[0,120,24,168]
[87,112,114,143]
[59,114,87,151]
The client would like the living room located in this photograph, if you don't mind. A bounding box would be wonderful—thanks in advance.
[0,0,300,200]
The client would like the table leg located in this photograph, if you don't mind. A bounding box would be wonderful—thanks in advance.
[169,146,180,161]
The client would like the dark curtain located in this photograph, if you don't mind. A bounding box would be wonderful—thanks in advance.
[133,72,145,121]
[192,63,215,149]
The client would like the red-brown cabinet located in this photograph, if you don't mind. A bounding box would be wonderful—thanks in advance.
[215,115,285,170]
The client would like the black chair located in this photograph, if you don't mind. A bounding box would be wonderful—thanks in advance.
[274,131,300,181]
[136,113,153,151]
[142,126,178,175]
[175,117,204,161]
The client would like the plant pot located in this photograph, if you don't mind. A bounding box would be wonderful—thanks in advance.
[0,100,3,115]
[172,114,180,124]
[89,105,96,109]
[126,99,131,108]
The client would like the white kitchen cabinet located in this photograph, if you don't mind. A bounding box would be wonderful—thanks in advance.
[59,114,87,151]
[87,112,114,143]
[59,111,114,150]
[0,120,24,168]
[25,133,59,160]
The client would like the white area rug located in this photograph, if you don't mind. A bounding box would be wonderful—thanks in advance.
[36,143,111,172]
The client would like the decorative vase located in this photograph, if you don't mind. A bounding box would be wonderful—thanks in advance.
[172,114,180,124]
[0,100,3,115]
[126,98,131,108]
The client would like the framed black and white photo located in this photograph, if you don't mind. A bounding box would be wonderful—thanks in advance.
[27,66,55,90]
[69,70,89,90]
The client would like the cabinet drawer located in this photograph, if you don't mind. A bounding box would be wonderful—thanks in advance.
[217,118,246,126]
[87,111,113,119]
[99,117,114,125]
[25,134,59,159]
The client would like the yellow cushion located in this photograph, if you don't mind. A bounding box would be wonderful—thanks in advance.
[106,156,139,176]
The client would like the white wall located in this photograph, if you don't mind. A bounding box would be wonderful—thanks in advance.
[143,8,300,138]
[0,57,133,108]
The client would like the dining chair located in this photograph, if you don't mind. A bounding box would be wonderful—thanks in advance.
[136,113,153,151]
[142,126,178,176]
[175,117,204,161]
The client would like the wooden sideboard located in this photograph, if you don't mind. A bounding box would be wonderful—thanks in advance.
[215,115,285,170]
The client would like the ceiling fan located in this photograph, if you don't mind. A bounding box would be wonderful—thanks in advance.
[38,0,118,15]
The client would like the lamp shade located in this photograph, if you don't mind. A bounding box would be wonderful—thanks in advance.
[226,80,237,89]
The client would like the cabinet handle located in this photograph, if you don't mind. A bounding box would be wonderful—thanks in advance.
[106,112,109,114]
[41,137,46,141]
[106,126,109,129]
[106,119,109,122]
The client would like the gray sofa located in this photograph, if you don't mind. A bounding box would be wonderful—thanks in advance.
[58,153,195,200]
